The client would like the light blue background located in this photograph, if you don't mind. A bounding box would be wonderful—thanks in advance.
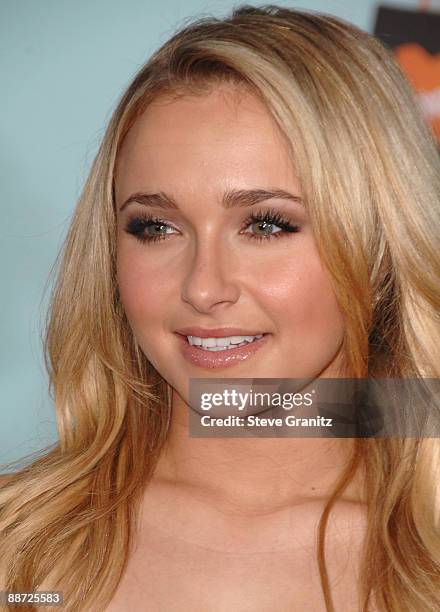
[0,0,423,467]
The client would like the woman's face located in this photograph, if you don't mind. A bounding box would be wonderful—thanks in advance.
[115,85,346,398]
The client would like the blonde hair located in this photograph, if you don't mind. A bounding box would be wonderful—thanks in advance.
[1,5,439,610]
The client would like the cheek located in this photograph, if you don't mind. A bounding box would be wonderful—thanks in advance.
[116,245,173,326]
[254,248,344,340]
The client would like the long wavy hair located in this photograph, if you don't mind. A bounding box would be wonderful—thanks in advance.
[1,5,439,611]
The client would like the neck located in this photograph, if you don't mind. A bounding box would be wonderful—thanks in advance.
[151,388,364,515]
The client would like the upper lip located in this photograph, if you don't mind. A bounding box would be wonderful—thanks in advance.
[175,327,267,338]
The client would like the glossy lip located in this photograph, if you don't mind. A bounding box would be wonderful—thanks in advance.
[175,326,266,338]
[175,332,270,370]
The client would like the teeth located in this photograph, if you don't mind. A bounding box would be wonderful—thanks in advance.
[187,334,263,350]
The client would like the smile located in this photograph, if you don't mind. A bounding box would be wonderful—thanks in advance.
[175,333,270,369]
[187,334,263,351]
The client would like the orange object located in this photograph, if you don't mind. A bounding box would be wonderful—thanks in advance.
[394,43,440,141]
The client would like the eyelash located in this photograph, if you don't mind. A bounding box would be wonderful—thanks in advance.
[124,208,301,244]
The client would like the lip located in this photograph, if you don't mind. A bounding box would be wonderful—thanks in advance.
[175,326,266,338]
[175,332,270,370]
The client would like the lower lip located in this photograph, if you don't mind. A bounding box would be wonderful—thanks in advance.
[175,334,270,370]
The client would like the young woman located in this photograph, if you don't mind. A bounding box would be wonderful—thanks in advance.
[1,5,439,611]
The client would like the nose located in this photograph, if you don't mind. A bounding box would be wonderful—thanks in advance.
[181,237,241,314]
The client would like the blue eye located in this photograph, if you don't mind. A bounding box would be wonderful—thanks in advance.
[124,207,301,244]
[124,217,176,242]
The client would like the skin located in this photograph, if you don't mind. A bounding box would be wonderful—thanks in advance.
[111,85,367,610]
[115,86,346,389]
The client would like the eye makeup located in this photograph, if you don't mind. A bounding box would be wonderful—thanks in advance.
[123,206,301,245]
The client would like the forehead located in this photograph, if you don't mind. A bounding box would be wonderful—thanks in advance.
[115,85,298,201]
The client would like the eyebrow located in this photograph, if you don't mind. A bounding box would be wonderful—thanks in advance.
[119,188,303,213]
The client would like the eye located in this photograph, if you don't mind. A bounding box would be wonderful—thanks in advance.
[124,215,178,243]
[240,208,301,241]
[123,208,301,244]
